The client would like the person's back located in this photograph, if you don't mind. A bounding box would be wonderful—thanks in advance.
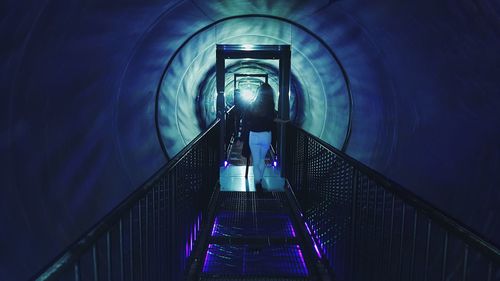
[246,83,275,191]
[247,83,274,128]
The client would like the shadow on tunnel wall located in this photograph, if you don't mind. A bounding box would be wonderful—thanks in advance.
[1,0,499,280]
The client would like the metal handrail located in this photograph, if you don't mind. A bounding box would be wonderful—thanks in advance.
[287,123,500,264]
[31,118,221,281]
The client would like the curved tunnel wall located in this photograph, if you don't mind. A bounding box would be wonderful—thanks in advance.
[157,16,351,157]
[1,0,499,280]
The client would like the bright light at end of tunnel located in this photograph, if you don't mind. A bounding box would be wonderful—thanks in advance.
[240,89,256,103]
[242,44,255,50]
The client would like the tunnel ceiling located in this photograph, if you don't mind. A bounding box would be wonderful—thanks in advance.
[1,0,500,280]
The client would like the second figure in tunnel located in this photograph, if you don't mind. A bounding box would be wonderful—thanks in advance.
[244,83,275,192]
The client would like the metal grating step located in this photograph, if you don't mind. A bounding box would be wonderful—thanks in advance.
[218,192,288,213]
[212,211,296,238]
[200,277,310,281]
[202,244,309,278]
[210,236,299,245]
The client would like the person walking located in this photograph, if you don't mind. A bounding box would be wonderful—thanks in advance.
[245,83,275,191]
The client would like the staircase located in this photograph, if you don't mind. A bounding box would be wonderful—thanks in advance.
[200,191,311,280]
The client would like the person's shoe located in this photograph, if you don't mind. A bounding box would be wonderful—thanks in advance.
[255,182,263,193]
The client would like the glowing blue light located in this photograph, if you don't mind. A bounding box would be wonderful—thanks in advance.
[202,244,214,272]
[273,160,277,167]
[194,223,197,241]
[305,222,322,258]
[211,218,218,236]
[224,160,228,167]
[197,215,200,231]
[305,222,312,235]
[314,243,322,258]
[296,245,309,275]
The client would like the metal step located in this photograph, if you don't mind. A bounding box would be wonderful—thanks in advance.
[217,192,288,213]
[202,244,309,278]
[211,211,296,238]
[200,277,310,281]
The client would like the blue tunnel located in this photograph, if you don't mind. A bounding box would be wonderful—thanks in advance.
[1,0,500,280]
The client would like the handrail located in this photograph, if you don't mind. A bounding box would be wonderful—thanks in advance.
[31,118,221,281]
[287,123,500,264]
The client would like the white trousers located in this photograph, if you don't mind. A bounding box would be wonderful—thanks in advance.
[249,131,271,184]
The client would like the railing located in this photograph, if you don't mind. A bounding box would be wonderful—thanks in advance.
[32,120,221,281]
[284,124,500,281]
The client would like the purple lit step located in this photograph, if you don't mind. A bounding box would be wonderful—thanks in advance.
[202,244,308,277]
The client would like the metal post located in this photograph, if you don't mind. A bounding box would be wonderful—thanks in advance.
[349,168,359,281]
[424,220,431,281]
[106,232,111,281]
[74,261,81,281]
[278,46,290,177]
[92,245,99,281]
[216,48,226,167]
[119,219,124,281]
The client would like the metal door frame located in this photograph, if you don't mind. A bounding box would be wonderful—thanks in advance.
[216,44,291,174]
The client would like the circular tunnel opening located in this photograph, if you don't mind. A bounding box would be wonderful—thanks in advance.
[156,15,352,158]
[195,60,304,128]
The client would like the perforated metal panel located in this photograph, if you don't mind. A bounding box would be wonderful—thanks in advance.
[218,192,288,213]
[36,122,221,281]
[285,125,500,281]
[212,211,296,238]
[202,244,309,277]
[285,128,353,279]
[199,186,316,281]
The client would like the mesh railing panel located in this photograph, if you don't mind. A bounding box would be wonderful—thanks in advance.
[34,121,220,281]
[285,125,500,281]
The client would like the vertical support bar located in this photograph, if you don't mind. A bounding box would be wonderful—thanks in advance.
[349,168,358,281]
[441,232,449,281]
[487,262,492,281]
[462,244,468,281]
[278,45,291,177]
[373,185,378,231]
[216,46,226,166]
[151,188,156,280]
[106,232,111,281]
[364,179,371,279]
[302,135,309,194]
[145,194,149,281]
[409,212,418,281]
[129,209,134,281]
[170,170,177,281]
[119,219,124,281]
[74,261,81,281]
[159,178,165,280]
[371,184,378,281]
[388,196,396,276]
[156,186,160,281]
[424,219,431,281]
[138,200,143,281]
[92,245,99,281]
[399,204,406,280]
[379,190,387,277]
